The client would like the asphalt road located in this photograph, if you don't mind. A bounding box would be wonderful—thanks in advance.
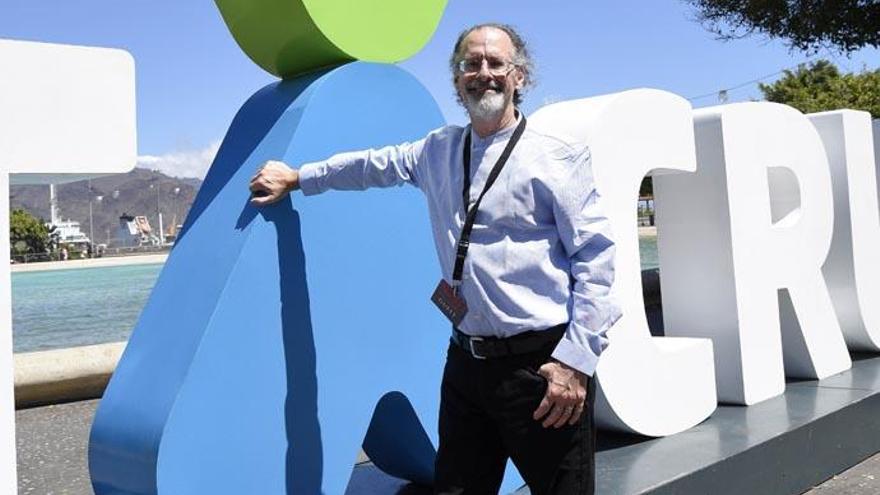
[14,399,880,494]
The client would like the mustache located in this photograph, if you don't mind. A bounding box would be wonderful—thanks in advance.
[465,79,503,92]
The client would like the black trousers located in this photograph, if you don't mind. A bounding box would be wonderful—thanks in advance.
[434,332,596,495]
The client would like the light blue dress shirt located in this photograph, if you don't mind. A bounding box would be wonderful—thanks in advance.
[298,116,622,376]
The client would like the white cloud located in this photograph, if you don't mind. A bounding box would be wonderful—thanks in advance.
[137,140,221,179]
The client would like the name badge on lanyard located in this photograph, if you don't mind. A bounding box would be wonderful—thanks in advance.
[431,279,468,327]
[431,114,527,326]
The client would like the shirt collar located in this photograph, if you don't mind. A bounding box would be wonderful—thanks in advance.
[470,110,522,148]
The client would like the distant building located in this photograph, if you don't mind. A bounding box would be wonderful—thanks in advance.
[50,218,92,247]
[46,184,91,247]
[163,223,184,245]
[117,214,160,247]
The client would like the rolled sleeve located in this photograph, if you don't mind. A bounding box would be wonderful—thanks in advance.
[297,161,324,196]
[551,239,622,376]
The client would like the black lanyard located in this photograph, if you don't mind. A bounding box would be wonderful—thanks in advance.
[452,115,528,292]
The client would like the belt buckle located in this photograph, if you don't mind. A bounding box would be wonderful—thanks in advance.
[469,336,487,360]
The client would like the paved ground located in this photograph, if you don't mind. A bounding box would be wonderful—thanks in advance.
[806,457,880,495]
[14,399,880,494]
[16,400,97,494]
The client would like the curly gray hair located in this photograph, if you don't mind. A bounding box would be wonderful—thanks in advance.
[449,23,534,107]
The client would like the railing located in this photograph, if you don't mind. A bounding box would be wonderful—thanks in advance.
[99,245,172,258]
[11,244,172,264]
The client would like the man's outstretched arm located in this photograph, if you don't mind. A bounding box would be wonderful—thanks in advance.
[249,139,426,205]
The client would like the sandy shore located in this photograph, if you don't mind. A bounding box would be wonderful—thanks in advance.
[11,253,168,273]
[639,226,657,236]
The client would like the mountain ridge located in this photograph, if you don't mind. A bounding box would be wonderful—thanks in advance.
[11,168,202,246]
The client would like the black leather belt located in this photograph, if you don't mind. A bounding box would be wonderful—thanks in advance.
[451,324,566,360]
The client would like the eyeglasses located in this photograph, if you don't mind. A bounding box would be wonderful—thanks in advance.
[456,57,518,77]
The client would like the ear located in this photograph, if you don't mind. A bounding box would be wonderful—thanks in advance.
[513,67,526,90]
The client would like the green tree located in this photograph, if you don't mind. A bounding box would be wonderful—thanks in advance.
[10,208,50,257]
[758,60,880,118]
[685,0,880,53]
[639,177,653,198]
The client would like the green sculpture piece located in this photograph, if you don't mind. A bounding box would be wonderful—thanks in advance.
[215,0,447,78]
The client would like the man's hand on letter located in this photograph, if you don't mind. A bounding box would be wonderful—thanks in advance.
[249,160,300,205]
[532,360,588,428]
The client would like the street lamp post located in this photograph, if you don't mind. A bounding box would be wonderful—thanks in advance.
[87,181,105,258]
[152,172,165,246]
[172,186,181,241]
[106,189,119,248]
[94,194,103,256]
[88,179,94,257]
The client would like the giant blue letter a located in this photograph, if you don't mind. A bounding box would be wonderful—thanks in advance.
[88,62,461,494]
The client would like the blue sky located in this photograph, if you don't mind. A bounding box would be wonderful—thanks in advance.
[2,1,877,178]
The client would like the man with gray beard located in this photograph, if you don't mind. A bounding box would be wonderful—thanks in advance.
[249,23,621,495]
